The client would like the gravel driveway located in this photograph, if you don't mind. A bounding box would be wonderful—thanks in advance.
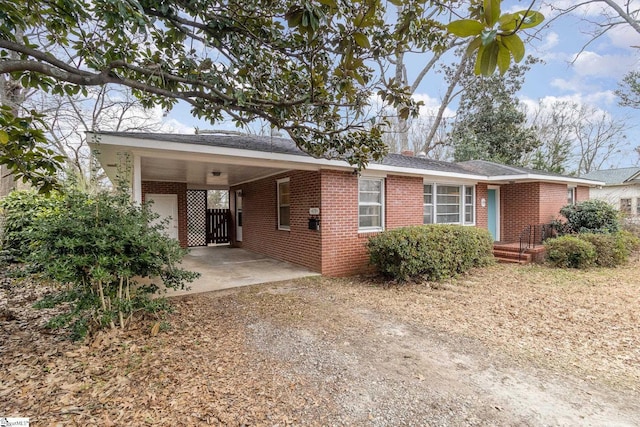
[2,262,640,425]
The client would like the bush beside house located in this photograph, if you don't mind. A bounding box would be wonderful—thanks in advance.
[367,225,494,281]
[545,200,640,269]
[0,188,198,340]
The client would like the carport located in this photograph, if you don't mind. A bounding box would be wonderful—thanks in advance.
[166,246,319,296]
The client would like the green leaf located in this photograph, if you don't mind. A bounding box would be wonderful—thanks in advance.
[484,0,501,27]
[501,34,524,62]
[513,10,544,29]
[465,36,482,58]
[474,44,485,75]
[353,32,370,48]
[447,19,484,37]
[317,0,337,7]
[480,29,497,46]
[477,40,499,75]
[496,43,511,74]
[497,13,517,32]
[0,130,8,145]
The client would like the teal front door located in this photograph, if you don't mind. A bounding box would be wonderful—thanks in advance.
[487,189,498,241]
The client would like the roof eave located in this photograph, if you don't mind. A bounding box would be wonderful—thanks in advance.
[486,173,604,186]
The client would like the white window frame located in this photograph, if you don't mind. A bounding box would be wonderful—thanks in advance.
[464,185,475,224]
[423,184,434,225]
[358,177,385,232]
[277,178,290,230]
[423,182,476,226]
[567,186,576,205]
[621,198,632,215]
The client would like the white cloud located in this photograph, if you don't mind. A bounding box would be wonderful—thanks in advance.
[539,31,560,51]
[571,51,637,78]
[412,93,456,118]
[606,24,640,50]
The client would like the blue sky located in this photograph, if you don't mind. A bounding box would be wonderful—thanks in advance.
[162,0,640,169]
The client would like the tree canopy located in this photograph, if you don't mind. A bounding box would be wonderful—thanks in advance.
[450,57,540,166]
[0,0,543,189]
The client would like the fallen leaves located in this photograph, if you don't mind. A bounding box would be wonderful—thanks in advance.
[2,259,640,424]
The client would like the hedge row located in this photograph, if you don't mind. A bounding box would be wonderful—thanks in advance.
[544,231,640,269]
[367,224,494,281]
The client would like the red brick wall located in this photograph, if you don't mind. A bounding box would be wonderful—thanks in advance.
[319,170,365,276]
[501,182,541,243]
[475,183,488,229]
[539,182,568,223]
[500,182,575,242]
[576,186,590,202]
[319,172,425,276]
[230,170,322,272]
[385,175,424,229]
[141,181,188,247]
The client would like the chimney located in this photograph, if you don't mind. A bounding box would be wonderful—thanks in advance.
[400,150,414,157]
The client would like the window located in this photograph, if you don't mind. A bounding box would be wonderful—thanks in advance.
[277,178,290,230]
[637,198,640,215]
[359,178,384,231]
[436,185,461,224]
[621,198,632,215]
[567,187,576,205]
[423,184,433,224]
[464,186,474,223]
[423,183,475,225]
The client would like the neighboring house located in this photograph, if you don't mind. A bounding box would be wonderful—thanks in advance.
[88,132,601,276]
[581,167,640,222]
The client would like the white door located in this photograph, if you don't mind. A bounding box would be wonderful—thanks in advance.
[236,190,243,242]
[147,194,179,240]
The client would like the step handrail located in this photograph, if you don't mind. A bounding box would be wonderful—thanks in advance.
[518,224,553,261]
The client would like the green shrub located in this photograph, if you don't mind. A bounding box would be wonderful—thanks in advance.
[0,190,62,261]
[615,230,640,256]
[577,233,626,267]
[558,200,620,234]
[622,221,640,238]
[544,235,596,268]
[367,224,494,281]
[25,186,199,340]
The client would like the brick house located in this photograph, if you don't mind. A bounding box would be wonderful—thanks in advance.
[89,132,601,276]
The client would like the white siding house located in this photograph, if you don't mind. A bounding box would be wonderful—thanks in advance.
[582,167,640,222]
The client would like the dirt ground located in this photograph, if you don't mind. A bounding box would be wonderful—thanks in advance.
[2,258,640,426]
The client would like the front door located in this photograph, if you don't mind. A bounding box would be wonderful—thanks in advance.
[235,190,243,242]
[487,188,500,241]
[147,194,179,240]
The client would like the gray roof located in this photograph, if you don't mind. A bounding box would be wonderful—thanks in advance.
[95,131,590,181]
[580,167,640,185]
[380,154,474,175]
[96,131,308,156]
[457,160,568,178]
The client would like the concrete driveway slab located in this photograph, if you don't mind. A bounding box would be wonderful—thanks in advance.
[167,246,319,296]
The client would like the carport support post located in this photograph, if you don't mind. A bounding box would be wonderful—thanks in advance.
[133,154,142,204]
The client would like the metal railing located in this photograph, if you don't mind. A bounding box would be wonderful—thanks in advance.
[519,224,553,260]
